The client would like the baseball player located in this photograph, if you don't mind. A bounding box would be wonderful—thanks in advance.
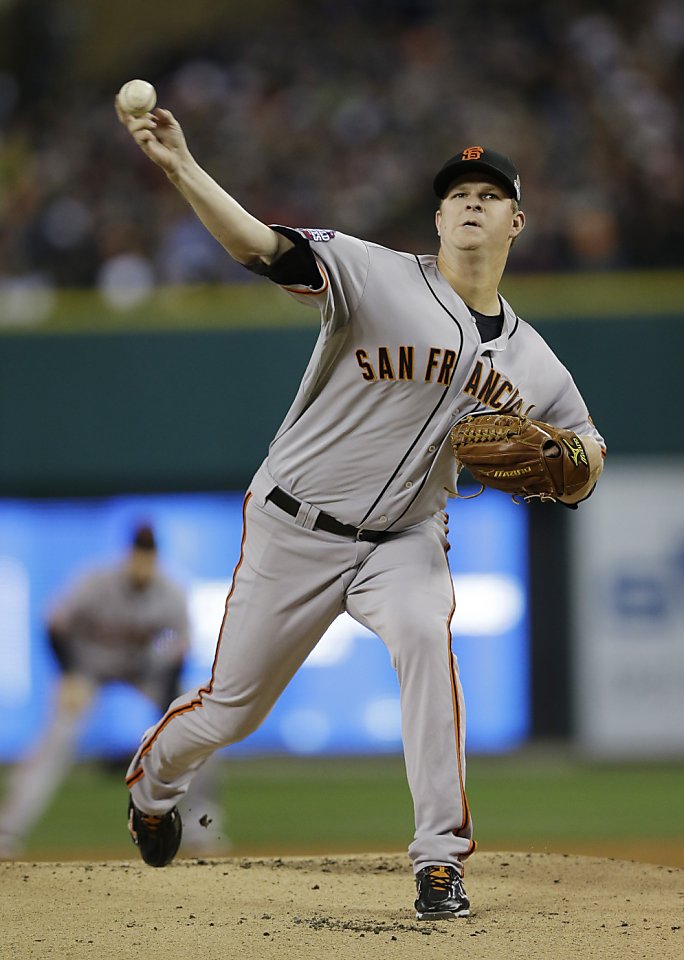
[0,524,224,858]
[117,99,605,918]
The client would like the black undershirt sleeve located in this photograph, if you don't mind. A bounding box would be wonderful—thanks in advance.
[243,225,324,289]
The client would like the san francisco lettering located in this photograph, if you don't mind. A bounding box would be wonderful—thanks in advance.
[463,359,527,414]
[355,346,458,386]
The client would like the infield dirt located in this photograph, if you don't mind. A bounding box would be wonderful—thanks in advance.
[3,851,682,960]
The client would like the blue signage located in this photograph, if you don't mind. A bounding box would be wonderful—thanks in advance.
[0,489,528,759]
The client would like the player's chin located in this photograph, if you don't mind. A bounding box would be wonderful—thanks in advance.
[454,235,484,251]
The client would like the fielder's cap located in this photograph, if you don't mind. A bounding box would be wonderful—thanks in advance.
[433,146,521,202]
[131,523,157,552]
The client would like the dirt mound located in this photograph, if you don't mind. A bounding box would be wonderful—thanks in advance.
[4,851,682,959]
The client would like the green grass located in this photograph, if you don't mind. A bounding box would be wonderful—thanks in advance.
[467,754,684,842]
[2,752,682,859]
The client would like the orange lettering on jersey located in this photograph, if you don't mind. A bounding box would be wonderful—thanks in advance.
[490,379,514,409]
[398,345,414,381]
[438,349,458,386]
[355,349,376,381]
[377,346,396,380]
[464,361,483,397]
[463,360,529,415]
[461,146,485,161]
[477,369,501,404]
[500,388,520,413]
[424,347,442,383]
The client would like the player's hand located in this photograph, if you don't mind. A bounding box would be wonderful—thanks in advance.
[115,97,191,179]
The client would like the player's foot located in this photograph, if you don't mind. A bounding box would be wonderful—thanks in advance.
[414,864,470,919]
[128,797,182,867]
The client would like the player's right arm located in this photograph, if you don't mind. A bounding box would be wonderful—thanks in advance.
[115,98,292,267]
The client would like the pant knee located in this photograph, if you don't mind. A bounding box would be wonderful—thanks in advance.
[200,696,267,748]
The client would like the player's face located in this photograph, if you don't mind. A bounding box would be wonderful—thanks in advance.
[436,176,524,254]
[127,548,157,589]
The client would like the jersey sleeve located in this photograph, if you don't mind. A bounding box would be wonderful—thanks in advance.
[521,323,606,452]
[250,226,371,328]
[543,366,605,450]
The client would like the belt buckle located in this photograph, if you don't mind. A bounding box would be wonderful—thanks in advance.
[356,528,368,541]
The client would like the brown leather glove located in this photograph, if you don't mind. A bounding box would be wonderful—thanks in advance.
[450,414,592,503]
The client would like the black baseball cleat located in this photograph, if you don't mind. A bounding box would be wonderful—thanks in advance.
[414,864,470,919]
[128,797,182,867]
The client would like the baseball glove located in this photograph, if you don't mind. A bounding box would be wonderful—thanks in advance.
[449,414,591,503]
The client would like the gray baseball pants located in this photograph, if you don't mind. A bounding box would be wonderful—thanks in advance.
[127,491,474,872]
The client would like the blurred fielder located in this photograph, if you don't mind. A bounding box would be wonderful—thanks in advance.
[0,524,225,858]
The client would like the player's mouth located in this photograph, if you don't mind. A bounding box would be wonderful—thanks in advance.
[461,219,481,228]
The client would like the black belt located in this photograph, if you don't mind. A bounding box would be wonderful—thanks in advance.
[266,487,393,543]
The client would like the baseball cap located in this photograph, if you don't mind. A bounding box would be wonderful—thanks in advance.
[131,523,157,552]
[433,146,521,202]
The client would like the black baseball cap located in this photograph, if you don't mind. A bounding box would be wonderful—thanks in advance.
[131,523,157,552]
[433,146,521,203]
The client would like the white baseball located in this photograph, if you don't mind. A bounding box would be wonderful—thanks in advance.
[118,79,157,117]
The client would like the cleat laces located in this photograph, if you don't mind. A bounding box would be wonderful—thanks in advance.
[426,865,454,894]
[139,814,163,831]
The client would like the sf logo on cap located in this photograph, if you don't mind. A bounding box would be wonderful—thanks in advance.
[461,146,484,161]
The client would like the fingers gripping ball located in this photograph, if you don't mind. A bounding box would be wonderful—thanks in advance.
[450,414,591,502]
[118,79,157,117]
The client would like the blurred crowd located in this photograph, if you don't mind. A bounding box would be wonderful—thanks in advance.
[0,0,682,316]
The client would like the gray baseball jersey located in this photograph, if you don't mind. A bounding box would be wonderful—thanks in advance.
[251,229,603,523]
[127,227,604,875]
[48,564,190,688]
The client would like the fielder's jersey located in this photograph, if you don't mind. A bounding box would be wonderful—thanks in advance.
[253,229,604,532]
[47,565,190,682]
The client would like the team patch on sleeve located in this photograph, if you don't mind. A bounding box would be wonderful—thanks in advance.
[295,228,336,242]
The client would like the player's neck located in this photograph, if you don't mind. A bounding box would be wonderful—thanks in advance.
[436,248,506,315]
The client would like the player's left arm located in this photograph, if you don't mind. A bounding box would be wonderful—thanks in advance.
[534,362,605,506]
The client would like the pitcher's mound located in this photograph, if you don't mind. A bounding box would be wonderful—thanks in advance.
[3,851,682,959]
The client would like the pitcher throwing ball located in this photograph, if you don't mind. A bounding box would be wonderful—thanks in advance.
[116,92,605,918]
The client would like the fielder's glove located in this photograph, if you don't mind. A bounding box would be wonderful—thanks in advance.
[449,413,591,503]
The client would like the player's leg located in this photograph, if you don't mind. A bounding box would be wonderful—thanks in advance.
[135,660,229,854]
[0,674,96,856]
[126,493,359,818]
[345,513,473,913]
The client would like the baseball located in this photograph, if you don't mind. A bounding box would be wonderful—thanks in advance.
[118,79,157,117]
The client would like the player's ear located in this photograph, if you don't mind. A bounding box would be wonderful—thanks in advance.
[435,207,442,238]
[510,208,525,240]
